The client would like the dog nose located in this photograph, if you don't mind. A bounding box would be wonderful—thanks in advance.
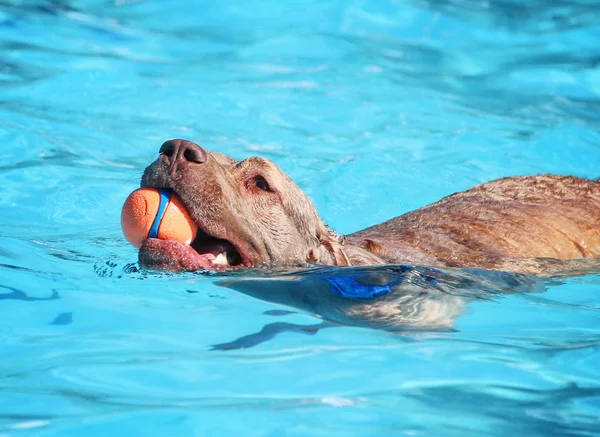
[159,139,207,164]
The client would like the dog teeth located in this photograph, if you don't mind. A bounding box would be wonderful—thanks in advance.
[212,252,229,266]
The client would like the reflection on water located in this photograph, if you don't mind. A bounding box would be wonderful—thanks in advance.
[219,265,543,331]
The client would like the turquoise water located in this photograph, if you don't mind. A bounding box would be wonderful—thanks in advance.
[2,0,600,435]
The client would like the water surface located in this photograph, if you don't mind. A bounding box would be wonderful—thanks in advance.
[1,1,600,436]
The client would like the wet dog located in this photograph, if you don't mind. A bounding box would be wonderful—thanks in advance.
[138,139,600,276]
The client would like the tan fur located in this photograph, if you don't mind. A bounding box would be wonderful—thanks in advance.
[141,140,600,276]
[361,239,387,256]
[348,175,600,275]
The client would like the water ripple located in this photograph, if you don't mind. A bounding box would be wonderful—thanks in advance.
[1,0,600,436]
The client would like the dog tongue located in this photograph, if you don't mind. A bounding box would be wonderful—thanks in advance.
[191,238,232,265]
[139,239,217,272]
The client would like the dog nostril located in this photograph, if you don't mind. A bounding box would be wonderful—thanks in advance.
[160,142,175,158]
[159,139,207,165]
[181,143,207,164]
[184,148,198,162]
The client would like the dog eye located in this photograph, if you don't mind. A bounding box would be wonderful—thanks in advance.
[254,176,270,191]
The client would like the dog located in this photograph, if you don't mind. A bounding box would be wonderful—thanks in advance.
[138,139,600,277]
[135,139,600,337]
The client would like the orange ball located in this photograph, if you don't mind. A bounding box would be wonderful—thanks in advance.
[121,188,197,248]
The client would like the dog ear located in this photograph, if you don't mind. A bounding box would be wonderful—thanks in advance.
[306,226,352,266]
[320,235,352,266]
[308,225,386,267]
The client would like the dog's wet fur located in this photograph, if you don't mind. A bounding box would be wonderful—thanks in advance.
[139,139,600,277]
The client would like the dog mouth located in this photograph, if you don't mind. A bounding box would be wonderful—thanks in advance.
[135,182,249,272]
[138,228,246,272]
[191,228,243,267]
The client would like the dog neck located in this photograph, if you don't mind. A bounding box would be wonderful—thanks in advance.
[310,229,387,267]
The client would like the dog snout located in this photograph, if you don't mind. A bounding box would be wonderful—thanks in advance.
[160,139,208,166]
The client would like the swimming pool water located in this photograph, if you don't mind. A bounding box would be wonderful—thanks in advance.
[1,0,600,435]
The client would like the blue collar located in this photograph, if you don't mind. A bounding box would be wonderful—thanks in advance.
[324,275,404,299]
[323,267,441,299]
